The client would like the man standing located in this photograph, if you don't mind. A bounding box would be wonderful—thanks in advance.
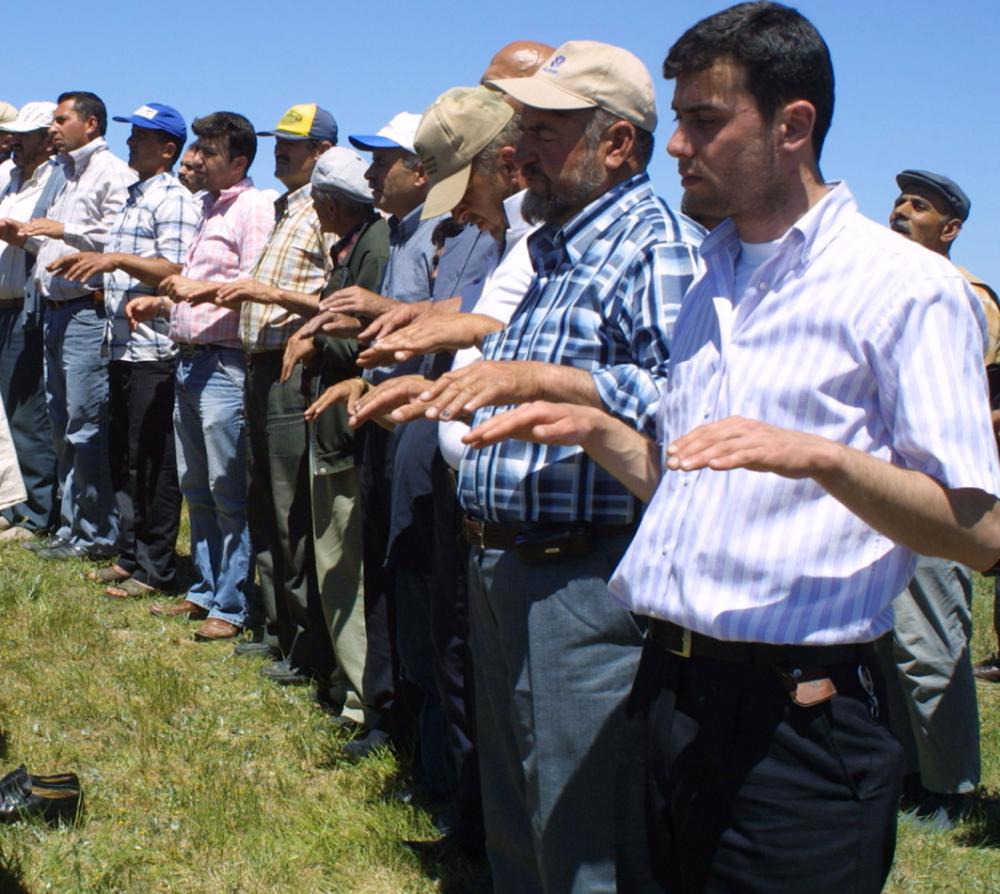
[213,104,335,658]
[881,168,990,826]
[408,42,702,893]
[49,103,200,598]
[20,91,136,560]
[129,112,273,640]
[890,170,1000,361]
[465,5,1000,891]
[0,102,60,541]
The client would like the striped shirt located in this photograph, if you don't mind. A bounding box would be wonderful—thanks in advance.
[32,138,137,301]
[457,172,704,524]
[239,184,328,352]
[104,172,202,362]
[168,178,274,347]
[610,182,1000,645]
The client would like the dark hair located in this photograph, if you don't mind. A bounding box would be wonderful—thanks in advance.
[663,1,834,159]
[57,91,107,136]
[191,111,257,172]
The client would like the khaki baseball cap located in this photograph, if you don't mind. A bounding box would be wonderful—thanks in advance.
[0,102,16,125]
[416,86,514,220]
[488,40,657,133]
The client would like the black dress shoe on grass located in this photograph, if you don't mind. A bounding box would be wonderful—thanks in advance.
[0,765,81,825]
[22,534,70,553]
[259,658,311,685]
[342,728,391,761]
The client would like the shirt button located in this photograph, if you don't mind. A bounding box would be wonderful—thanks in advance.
[758,281,768,291]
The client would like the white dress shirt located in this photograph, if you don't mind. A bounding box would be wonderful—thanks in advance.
[0,160,57,301]
[610,182,1000,645]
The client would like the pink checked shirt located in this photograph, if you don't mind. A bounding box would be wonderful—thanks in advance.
[169,178,274,346]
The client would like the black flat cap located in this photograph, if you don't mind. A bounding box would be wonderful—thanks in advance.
[896,169,971,222]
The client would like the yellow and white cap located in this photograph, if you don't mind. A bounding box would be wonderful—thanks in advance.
[488,40,657,133]
[415,86,514,220]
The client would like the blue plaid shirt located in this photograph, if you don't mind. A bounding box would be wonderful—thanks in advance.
[458,172,704,524]
[104,172,201,361]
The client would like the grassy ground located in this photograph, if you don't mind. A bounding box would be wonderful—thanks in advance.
[2,530,1000,893]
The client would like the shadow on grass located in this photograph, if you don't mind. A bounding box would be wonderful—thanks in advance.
[404,839,492,894]
[0,846,30,894]
[0,728,7,762]
[955,789,1000,847]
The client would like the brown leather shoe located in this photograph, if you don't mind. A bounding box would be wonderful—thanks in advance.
[149,599,208,620]
[193,618,242,641]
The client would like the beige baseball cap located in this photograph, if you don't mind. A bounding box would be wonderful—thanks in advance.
[488,40,657,133]
[415,86,514,220]
[0,102,16,125]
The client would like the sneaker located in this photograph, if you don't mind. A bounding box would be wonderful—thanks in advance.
[973,654,1000,683]
[899,792,973,832]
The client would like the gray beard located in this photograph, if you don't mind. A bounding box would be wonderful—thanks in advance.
[521,151,607,226]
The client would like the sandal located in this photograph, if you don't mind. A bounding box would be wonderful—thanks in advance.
[105,578,159,599]
[84,564,130,584]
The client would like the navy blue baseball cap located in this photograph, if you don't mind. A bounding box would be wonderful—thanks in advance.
[112,103,187,142]
[896,169,971,222]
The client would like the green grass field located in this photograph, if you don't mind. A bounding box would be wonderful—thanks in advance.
[2,530,1000,893]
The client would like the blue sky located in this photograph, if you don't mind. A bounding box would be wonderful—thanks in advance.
[4,0,998,283]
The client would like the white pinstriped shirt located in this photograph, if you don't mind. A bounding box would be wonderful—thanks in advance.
[610,182,1000,645]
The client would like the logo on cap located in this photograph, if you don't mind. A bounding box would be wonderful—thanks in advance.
[134,105,159,121]
[543,55,566,76]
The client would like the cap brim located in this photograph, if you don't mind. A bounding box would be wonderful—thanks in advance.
[0,122,49,133]
[349,134,406,152]
[256,130,313,140]
[421,164,473,220]
[111,115,132,123]
[487,76,597,112]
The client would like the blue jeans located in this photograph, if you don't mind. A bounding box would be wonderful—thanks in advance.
[0,305,57,532]
[173,347,250,627]
[43,301,116,549]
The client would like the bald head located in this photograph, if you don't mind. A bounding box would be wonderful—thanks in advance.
[481,40,555,83]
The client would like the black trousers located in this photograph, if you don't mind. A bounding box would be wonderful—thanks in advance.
[108,359,181,590]
[357,422,402,736]
[619,640,902,894]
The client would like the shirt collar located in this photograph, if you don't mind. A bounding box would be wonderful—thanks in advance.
[700,181,856,279]
[59,136,107,178]
[529,171,654,270]
[127,170,174,202]
[389,202,425,244]
[502,189,535,247]
[274,182,314,221]
[203,176,255,215]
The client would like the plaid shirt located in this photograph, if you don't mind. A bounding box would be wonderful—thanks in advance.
[458,173,704,524]
[104,172,202,361]
[239,184,328,352]
[168,178,274,347]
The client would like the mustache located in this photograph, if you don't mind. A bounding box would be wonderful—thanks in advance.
[890,219,911,235]
[520,162,548,182]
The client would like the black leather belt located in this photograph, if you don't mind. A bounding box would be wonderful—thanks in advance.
[45,292,102,311]
[176,343,214,358]
[647,618,871,666]
[461,515,633,551]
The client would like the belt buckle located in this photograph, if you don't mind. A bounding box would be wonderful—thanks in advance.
[467,518,486,549]
[669,627,692,658]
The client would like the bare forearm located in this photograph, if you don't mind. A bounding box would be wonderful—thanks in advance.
[109,254,181,288]
[274,288,320,316]
[581,408,662,502]
[536,364,604,408]
[814,441,1000,570]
